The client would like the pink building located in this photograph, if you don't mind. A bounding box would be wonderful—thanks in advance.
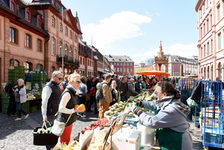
[196,0,224,80]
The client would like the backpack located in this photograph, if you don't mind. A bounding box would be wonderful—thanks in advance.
[89,87,96,97]
[95,82,106,102]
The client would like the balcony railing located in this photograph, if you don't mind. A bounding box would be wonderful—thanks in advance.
[56,55,79,68]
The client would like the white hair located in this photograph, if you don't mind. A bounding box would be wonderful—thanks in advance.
[51,71,63,79]
[68,72,80,83]
[17,79,24,84]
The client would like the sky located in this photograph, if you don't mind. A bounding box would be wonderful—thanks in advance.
[62,0,198,64]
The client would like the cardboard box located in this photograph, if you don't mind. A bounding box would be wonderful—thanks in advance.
[112,128,141,150]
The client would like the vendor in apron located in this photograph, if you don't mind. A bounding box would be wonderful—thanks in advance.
[131,81,193,150]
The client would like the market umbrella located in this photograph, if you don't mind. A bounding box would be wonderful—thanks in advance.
[136,70,170,76]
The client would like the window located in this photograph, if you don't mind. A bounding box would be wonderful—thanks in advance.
[203,23,205,35]
[120,68,122,72]
[52,16,55,27]
[9,27,18,44]
[211,39,213,53]
[218,32,222,50]
[127,63,129,66]
[124,63,126,66]
[51,37,55,55]
[207,19,209,32]
[36,64,43,71]
[117,63,119,66]
[117,68,119,72]
[59,42,62,56]
[65,27,68,36]
[223,0,224,16]
[204,45,206,57]
[217,5,221,21]
[37,39,42,52]
[201,26,203,37]
[121,63,122,66]
[201,47,203,58]
[25,11,30,21]
[60,23,63,32]
[127,68,129,72]
[124,68,126,72]
[10,1,15,12]
[207,42,209,55]
[25,33,32,48]
[64,45,68,56]
[69,47,72,57]
[210,14,212,30]
[69,30,72,39]
[130,68,132,72]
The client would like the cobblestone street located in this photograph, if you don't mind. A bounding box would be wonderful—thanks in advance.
[0,111,98,150]
[0,111,204,150]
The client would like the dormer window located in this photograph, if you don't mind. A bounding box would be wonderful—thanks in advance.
[37,16,42,28]
[10,0,16,12]
[25,10,31,22]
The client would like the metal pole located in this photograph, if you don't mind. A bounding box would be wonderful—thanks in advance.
[62,7,64,76]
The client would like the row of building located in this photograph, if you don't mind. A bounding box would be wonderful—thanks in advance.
[0,0,135,91]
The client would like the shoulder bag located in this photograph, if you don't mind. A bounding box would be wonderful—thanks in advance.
[52,113,72,136]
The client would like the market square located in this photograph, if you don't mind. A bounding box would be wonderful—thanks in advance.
[0,0,224,150]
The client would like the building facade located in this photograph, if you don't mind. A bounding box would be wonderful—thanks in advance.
[168,55,198,76]
[0,0,109,89]
[0,0,50,87]
[105,55,134,76]
[195,0,224,80]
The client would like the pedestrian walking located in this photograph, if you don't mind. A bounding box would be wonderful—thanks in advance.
[41,71,63,150]
[14,79,29,121]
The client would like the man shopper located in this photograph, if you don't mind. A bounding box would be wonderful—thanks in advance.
[41,71,63,150]
[98,74,112,119]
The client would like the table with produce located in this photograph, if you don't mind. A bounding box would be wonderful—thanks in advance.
[54,91,160,150]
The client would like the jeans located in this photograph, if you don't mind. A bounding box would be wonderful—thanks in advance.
[16,102,27,118]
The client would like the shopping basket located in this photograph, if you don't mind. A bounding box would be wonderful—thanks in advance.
[33,123,58,146]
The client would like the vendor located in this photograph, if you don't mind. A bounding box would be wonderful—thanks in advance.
[131,81,193,150]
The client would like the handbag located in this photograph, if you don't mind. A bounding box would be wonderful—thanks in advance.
[52,113,72,136]
[33,122,58,145]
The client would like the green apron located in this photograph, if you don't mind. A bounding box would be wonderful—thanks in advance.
[153,109,183,150]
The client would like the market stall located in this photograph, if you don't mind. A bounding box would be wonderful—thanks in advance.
[52,91,158,150]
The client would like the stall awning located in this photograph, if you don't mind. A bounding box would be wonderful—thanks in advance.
[136,70,170,76]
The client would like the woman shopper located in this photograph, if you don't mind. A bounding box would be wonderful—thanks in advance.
[57,72,82,145]
[131,81,193,150]
[14,79,29,121]
[110,80,118,106]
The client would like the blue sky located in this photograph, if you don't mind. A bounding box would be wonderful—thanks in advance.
[62,0,198,64]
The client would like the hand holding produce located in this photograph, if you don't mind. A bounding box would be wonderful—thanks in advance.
[135,100,143,107]
[74,104,86,113]
[131,105,142,116]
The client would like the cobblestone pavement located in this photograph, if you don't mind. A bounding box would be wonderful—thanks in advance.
[0,111,204,150]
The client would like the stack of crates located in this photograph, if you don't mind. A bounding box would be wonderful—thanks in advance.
[200,81,224,148]
[1,93,9,114]
[8,66,25,82]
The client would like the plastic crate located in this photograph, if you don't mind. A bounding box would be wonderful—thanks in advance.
[30,105,38,113]
[1,102,8,114]
[22,102,30,113]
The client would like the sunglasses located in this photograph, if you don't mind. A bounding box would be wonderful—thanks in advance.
[76,81,81,84]
[57,77,63,80]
